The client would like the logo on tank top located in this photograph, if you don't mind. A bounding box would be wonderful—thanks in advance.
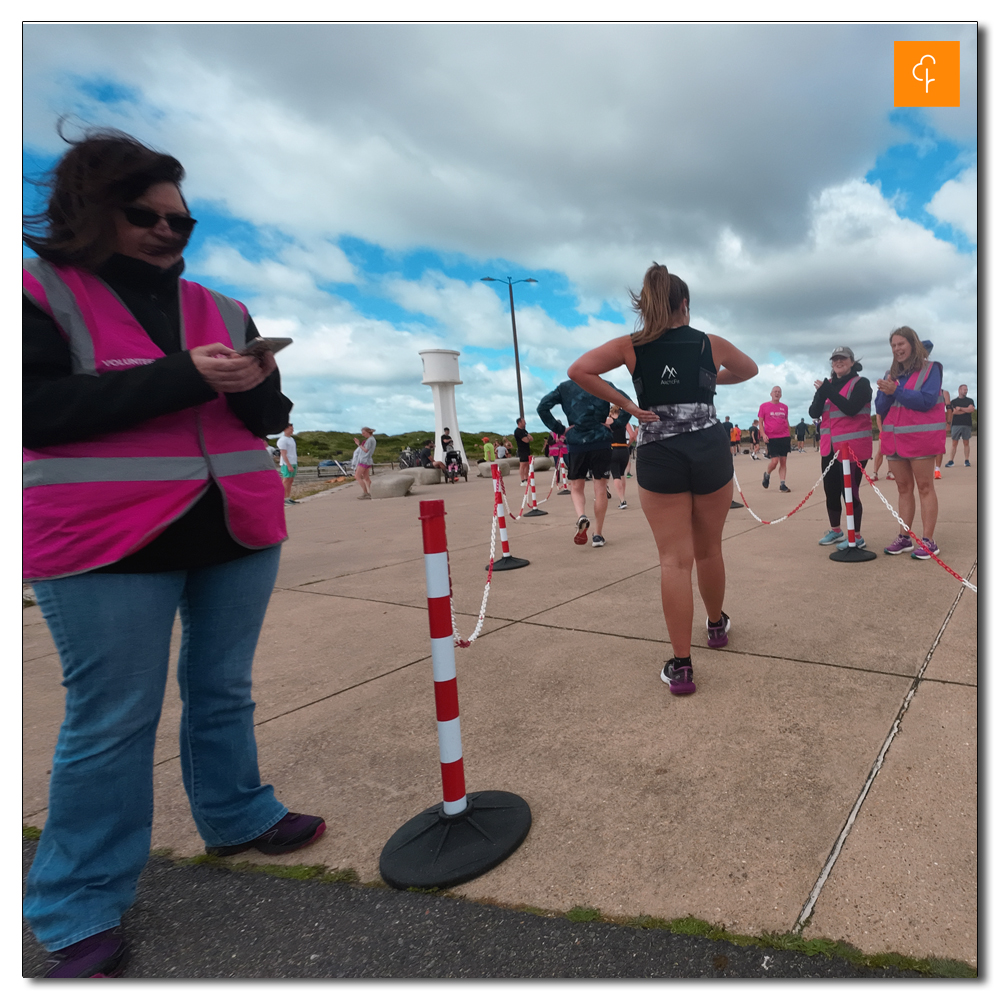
[660,363,679,385]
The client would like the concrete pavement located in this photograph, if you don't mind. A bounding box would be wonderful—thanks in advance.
[22,442,978,973]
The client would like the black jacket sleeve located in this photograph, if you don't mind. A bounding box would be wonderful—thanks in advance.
[808,381,830,420]
[23,300,292,448]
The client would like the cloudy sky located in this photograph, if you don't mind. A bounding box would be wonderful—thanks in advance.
[23,22,978,437]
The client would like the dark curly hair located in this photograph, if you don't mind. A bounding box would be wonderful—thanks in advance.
[23,125,187,271]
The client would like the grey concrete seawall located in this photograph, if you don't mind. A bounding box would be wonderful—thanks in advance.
[23,444,978,971]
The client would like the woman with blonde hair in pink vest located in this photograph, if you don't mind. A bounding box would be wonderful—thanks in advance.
[23,128,325,977]
[875,329,946,559]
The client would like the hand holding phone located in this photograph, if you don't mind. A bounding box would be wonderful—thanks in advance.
[238,337,293,358]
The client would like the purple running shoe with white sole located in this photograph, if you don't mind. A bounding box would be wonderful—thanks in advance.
[883,534,914,555]
[707,612,731,648]
[911,537,940,560]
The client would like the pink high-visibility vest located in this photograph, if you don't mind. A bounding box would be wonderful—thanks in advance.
[878,362,947,460]
[820,375,873,462]
[23,258,286,581]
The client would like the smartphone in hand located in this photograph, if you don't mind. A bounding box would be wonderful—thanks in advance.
[238,337,293,357]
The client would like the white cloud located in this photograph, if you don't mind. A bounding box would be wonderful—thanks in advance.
[926,166,977,243]
[21,23,978,431]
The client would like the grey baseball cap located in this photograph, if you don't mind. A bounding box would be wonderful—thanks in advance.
[829,346,855,361]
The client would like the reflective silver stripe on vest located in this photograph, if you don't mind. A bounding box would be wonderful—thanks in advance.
[892,422,947,434]
[831,430,871,443]
[207,288,249,349]
[208,449,278,476]
[22,258,97,376]
[23,450,274,487]
[24,456,209,487]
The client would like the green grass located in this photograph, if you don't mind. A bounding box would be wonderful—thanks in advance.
[22,825,42,841]
[177,852,358,884]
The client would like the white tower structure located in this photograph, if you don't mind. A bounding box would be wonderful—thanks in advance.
[419,349,470,469]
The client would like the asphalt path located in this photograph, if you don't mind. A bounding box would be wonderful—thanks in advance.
[22,841,921,979]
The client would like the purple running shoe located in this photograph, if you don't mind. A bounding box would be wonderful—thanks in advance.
[207,812,327,857]
[883,534,914,555]
[707,612,731,649]
[911,538,940,560]
[42,928,128,978]
[660,659,696,696]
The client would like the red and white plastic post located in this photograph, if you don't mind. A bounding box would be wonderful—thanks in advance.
[829,446,876,562]
[523,456,548,516]
[420,500,468,815]
[490,462,530,569]
[558,455,571,495]
[378,499,532,890]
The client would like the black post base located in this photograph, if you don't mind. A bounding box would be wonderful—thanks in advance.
[730,500,743,509]
[829,546,877,562]
[380,790,532,890]
[522,508,548,517]
[490,555,530,571]
[557,488,571,495]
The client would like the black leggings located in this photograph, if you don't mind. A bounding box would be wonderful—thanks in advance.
[823,453,868,531]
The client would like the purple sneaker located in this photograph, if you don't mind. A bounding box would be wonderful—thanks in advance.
[911,538,940,560]
[42,928,128,978]
[707,612,731,648]
[660,658,696,696]
[883,534,914,555]
[207,812,327,857]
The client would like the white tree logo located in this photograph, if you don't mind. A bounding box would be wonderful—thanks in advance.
[912,53,936,94]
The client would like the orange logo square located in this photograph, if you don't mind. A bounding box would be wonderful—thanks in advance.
[894,41,960,107]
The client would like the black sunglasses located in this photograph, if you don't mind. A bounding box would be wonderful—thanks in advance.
[121,205,198,235]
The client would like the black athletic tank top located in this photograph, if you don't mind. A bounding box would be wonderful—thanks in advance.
[631,326,717,409]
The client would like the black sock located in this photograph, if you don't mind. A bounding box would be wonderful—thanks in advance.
[707,615,725,628]
[671,655,692,667]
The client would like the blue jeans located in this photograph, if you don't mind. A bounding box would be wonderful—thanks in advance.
[24,546,287,951]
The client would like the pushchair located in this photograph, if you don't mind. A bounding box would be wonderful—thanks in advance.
[444,449,466,484]
[399,447,420,469]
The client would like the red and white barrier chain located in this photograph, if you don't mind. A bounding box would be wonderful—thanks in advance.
[449,477,500,648]
[733,453,839,525]
[734,449,977,594]
[844,445,978,593]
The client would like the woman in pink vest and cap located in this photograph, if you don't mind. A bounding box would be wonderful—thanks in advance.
[23,129,325,977]
[809,346,873,550]
[875,328,946,560]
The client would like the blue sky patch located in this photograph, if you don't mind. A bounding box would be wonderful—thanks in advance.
[866,109,976,251]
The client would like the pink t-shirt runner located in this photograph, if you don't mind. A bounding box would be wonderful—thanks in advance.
[757,401,790,439]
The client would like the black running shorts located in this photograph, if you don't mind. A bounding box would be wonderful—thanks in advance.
[765,436,791,458]
[636,424,733,495]
[610,446,630,479]
[568,448,613,480]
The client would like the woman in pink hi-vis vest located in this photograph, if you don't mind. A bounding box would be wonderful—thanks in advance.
[23,129,325,978]
[875,328,946,560]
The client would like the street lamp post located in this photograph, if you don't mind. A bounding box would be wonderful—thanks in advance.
[481,276,537,423]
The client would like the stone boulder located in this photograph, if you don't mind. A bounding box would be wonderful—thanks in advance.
[370,474,414,499]
[531,456,554,472]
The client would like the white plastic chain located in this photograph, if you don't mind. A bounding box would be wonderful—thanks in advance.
[733,453,839,525]
[450,491,500,647]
